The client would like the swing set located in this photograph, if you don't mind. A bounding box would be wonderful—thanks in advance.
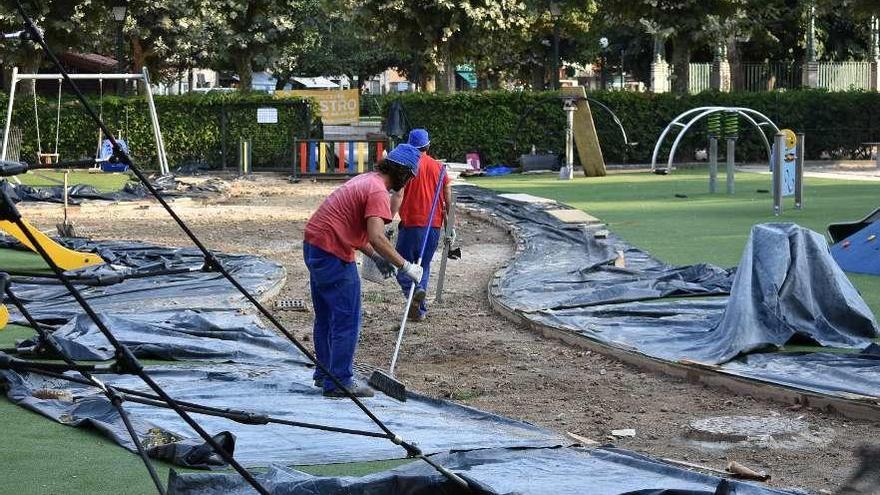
[1,67,171,175]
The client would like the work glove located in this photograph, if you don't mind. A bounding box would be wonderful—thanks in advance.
[446,227,458,247]
[400,261,423,283]
[369,252,396,278]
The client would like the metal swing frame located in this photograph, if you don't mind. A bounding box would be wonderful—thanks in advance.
[1,67,170,175]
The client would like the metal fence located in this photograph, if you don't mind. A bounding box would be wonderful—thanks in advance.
[817,62,873,91]
[740,62,802,91]
[688,63,712,94]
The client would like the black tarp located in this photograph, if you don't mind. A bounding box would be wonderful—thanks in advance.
[4,238,285,323]
[0,363,564,467]
[458,185,880,399]
[15,310,309,364]
[166,446,803,495]
[0,175,227,205]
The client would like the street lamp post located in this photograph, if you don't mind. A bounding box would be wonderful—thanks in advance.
[599,37,609,90]
[112,1,128,95]
[619,48,625,90]
[549,2,561,90]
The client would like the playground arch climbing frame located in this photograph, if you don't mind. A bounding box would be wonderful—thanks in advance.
[650,106,780,172]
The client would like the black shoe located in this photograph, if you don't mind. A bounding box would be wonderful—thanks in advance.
[407,299,422,320]
[323,383,375,398]
[407,312,426,322]
[413,287,427,302]
[313,379,323,388]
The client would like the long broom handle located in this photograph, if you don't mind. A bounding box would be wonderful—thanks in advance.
[389,165,446,375]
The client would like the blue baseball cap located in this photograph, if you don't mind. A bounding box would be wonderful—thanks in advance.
[407,128,430,149]
[385,143,421,175]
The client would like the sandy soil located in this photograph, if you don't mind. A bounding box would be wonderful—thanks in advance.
[18,175,880,493]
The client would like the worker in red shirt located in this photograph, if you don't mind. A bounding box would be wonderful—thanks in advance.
[304,144,424,397]
[392,129,452,322]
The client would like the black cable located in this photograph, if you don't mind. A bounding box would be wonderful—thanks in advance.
[4,281,167,495]
[13,4,469,490]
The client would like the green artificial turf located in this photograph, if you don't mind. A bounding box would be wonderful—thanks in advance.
[17,169,131,192]
[471,168,880,319]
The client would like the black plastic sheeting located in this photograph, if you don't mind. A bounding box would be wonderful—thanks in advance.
[459,186,880,399]
[4,238,285,323]
[0,362,563,467]
[0,175,227,205]
[167,446,803,495]
[15,310,309,364]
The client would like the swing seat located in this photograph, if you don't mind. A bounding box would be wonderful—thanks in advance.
[38,153,60,166]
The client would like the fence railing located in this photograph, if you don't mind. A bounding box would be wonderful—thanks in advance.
[740,62,802,91]
[688,63,711,94]
[817,62,873,91]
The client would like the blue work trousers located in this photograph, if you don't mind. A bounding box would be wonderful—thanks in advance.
[395,226,442,316]
[303,242,361,392]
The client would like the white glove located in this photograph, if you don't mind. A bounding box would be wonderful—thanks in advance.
[400,261,423,283]
[446,227,458,246]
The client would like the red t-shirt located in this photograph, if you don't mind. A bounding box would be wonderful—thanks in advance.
[399,154,449,228]
[304,172,392,262]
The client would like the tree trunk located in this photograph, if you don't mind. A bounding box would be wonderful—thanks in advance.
[275,74,289,91]
[19,52,43,97]
[131,37,146,74]
[423,73,436,92]
[727,36,742,91]
[670,36,692,93]
[232,52,254,92]
[530,65,544,90]
[188,68,195,93]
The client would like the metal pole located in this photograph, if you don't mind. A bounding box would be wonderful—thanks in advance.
[619,49,625,89]
[708,136,718,193]
[1,67,18,161]
[726,137,736,194]
[142,68,169,175]
[807,3,817,62]
[560,100,575,180]
[773,132,784,215]
[795,132,805,209]
[553,22,560,90]
[116,20,124,95]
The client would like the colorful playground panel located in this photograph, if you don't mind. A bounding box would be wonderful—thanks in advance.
[295,139,386,176]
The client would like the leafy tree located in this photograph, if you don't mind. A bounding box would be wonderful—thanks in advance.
[125,0,215,85]
[350,0,535,91]
[270,3,404,90]
[0,0,105,91]
[602,0,744,91]
[205,0,319,91]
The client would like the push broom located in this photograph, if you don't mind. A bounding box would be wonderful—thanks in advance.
[369,165,447,401]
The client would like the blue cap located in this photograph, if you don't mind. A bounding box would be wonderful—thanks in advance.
[386,143,421,175]
[407,128,430,149]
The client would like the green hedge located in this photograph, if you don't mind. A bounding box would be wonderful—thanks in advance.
[384,90,880,165]
[2,92,317,170]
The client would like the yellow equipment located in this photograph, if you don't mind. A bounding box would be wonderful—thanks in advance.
[0,217,102,271]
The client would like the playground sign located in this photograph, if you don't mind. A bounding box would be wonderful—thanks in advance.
[771,129,798,197]
[256,107,278,124]
[277,88,360,125]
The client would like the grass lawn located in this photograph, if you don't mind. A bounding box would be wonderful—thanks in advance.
[470,168,880,318]
[0,250,413,494]
[17,170,131,192]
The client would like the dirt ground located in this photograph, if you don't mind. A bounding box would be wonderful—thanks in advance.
[19,175,880,494]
